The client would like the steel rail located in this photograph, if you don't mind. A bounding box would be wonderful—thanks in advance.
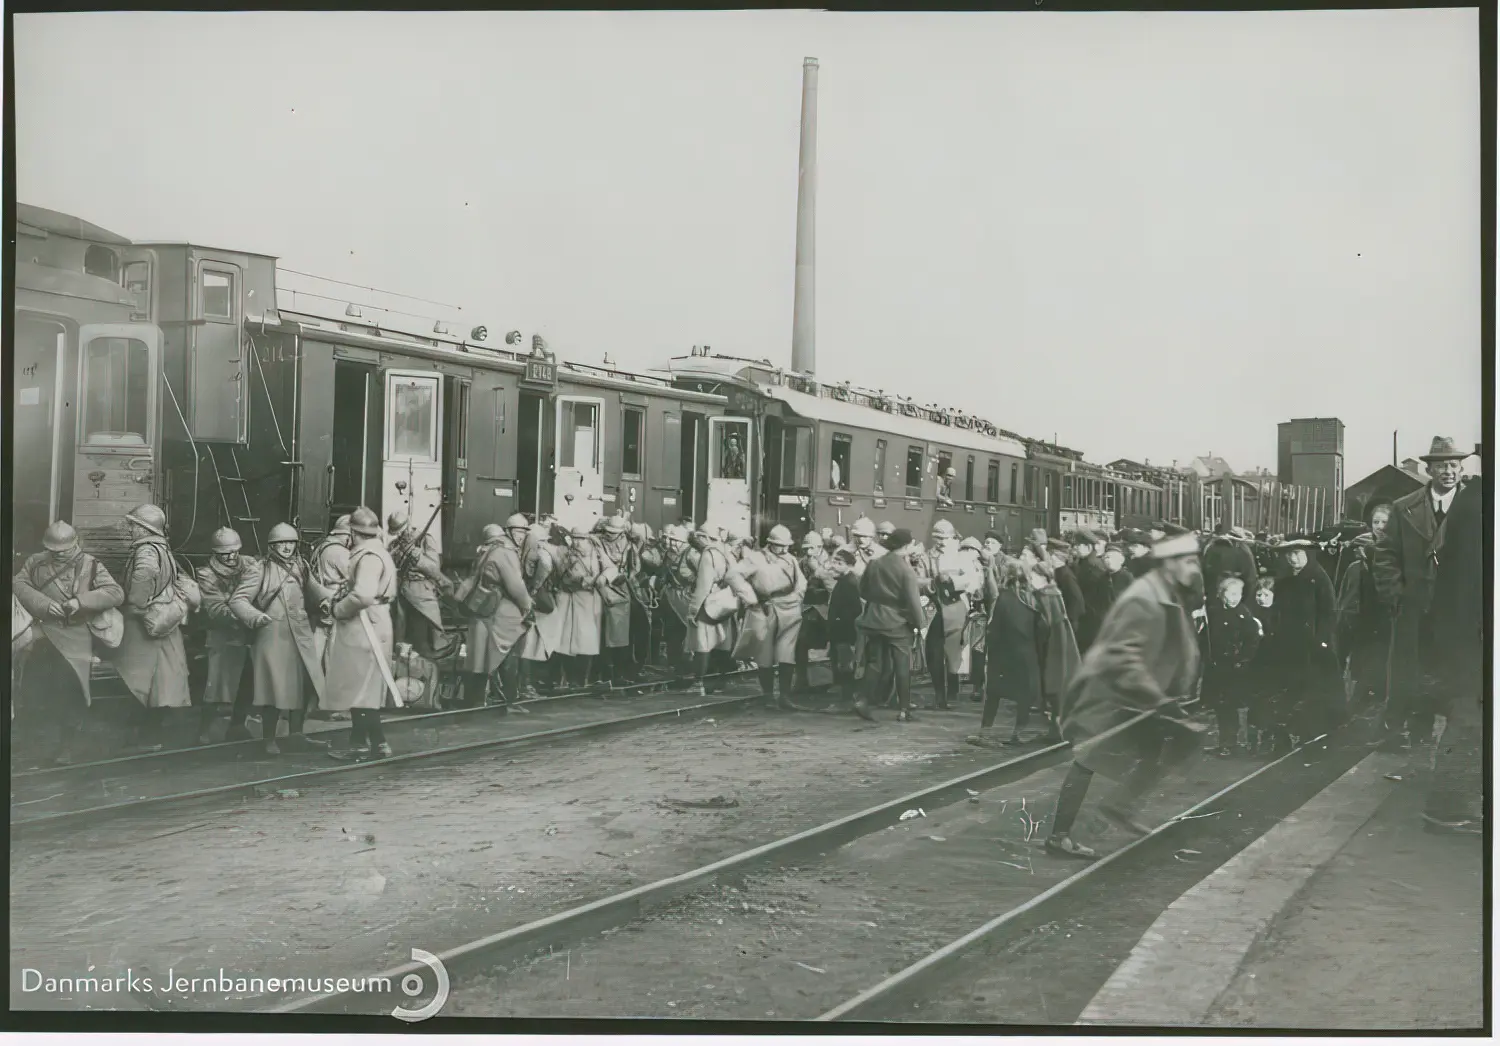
[815,733,1331,1022]
[12,688,787,834]
[266,741,1074,1015]
[12,665,782,781]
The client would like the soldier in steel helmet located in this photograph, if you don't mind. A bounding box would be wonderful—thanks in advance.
[457,514,533,708]
[551,522,610,688]
[595,514,639,684]
[12,521,125,764]
[324,507,400,762]
[655,524,698,676]
[112,504,193,750]
[848,517,885,578]
[732,524,807,710]
[306,515,353,719]
[195,527,261,745]
[240,523,328,754]
[387,509,456,662]
[794,530,833,693]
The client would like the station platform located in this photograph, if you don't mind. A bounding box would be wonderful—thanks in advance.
[1080,749,1485,1031]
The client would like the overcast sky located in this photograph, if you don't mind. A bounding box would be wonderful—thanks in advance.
[15,9,1482,483]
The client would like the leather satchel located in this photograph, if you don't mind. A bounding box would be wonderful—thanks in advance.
[701,583,740,623]
[141,551,200,639]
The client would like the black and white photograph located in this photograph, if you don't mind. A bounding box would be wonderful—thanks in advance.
[7,5,1489,1033]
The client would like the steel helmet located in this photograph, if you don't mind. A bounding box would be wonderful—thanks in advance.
[387,510,410,533]
[480,523,505,543]
[570,523,593,539]
[329,515,353,537]
[766,525,793,547]
[603,514,629,534]
[801,531,822,550]
[931,519,957,540]
[960,536,981,551]
[876,520,896,537]
[42,521,78,553]
[851,517,877,538]
[210,527,243,554]
[267,523,299,545]
[349,507,381,537]
[503,513,530,531]
[126,504,167,535]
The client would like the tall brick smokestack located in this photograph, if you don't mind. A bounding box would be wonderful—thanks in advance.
[791,58,818,376]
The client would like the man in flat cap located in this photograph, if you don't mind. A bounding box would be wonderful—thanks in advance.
[1371,436,1473,753]
[1041,531,1208,859]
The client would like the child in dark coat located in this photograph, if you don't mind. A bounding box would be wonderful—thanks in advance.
[825,548,864,716]
[1199,575,1262,756]
[1247,577,1283,753]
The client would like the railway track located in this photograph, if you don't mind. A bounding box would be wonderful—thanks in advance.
[262,718,1367,1022]
[10,665,833,833]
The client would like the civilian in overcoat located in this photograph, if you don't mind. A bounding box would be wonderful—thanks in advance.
[857,528,925,720]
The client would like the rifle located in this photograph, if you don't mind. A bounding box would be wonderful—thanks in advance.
[394,500,445,570]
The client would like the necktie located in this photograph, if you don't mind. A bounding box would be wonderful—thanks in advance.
[1435,500,1446,527]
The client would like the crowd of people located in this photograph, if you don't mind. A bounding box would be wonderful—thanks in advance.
[9,437,1483,842]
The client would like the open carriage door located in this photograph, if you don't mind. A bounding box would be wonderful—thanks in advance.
[382,369,444,553]
[706,415,753,540]
[553,395,605,531]
[71,323,162,560]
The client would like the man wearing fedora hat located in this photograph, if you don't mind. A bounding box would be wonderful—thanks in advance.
[1371,436,1472,751]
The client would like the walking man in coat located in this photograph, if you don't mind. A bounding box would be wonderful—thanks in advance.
[1042,532,1209,859]
[12,521,125,764]
[195,528,260,745]
[326,507,400,762]
[242,523,329,753]
[1371,436,1470,750]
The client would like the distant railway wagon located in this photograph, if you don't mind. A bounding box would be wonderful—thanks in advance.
[11,204,738,577]
[661,353,1048,545]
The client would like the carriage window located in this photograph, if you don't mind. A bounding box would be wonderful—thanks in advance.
[84,244,119,281]
[202,270,234,321]
[830,432,852,491]
[964,456,975,502]
[122,260,151,320]
[452,380,470,469]
[391,377,437,460]
[1010,463,1019,504]
[1105,484,1116,512]
[986,460,1000,503]
[1063,475,1074,508]
[715,420,748,480]
[81,337,150,445]
[937,450,953,479]
[559,400,601,470]
[1023,465,1036,506]
[779,427,812,488]
[622,407,645,478]
[905,445,923,498]
[873,439,887,493]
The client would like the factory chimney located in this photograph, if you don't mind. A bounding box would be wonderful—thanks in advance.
[790,58,819,376]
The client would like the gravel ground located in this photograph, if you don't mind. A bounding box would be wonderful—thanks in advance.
[11,686,1026,1012]
[442,740,1289,1022]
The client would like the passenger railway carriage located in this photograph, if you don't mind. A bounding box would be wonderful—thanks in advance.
[12,204,738,579]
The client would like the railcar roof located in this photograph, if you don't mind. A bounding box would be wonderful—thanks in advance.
[17,204,131,245]
[761,383,1030,459]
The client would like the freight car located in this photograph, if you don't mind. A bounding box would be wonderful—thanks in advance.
[659,352,1046,544]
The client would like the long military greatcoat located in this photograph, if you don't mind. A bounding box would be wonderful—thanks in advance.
[686,542,736,654]
[553,539,611,657]
[241,553,327,711]
[322,539,397,712]
[197,556,260,706]
[596,533,635,650]
[463,535,532,674]
[1059,570,1204,781]
[391,527,447,631]
[13,549,124,703]
[110,535,192,709]
[734,548,806,667]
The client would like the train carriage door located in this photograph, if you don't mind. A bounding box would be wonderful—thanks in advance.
[72,324,162,560]
[706,416,753,540]
[382,370,444,552]
[554,396,605,530]
[14,317,69,565]
[440,376,471,551]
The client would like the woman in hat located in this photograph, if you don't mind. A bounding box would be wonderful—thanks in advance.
[979,557,1047,745]
[240,523,328,754]
[111,504,194,749]
[1274,536,1343,748]
[12,521,125,764]
[1334,530,1391,712]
